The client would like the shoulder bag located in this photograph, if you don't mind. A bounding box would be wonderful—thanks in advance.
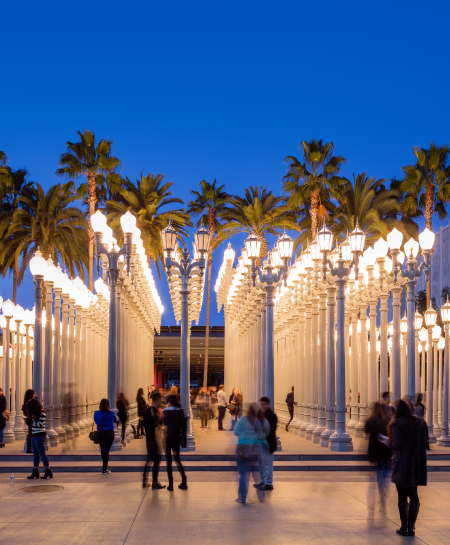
[89,411,106,444]
[2,409,10,421]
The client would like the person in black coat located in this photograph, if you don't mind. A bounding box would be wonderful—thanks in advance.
[22,389,36,453]
[388,399,427,537]
[364,401,391,505]
[163,394,188,491]
[255,396,278,491]
[285,386,294,431]
[0,388,7,448]
[136,388,148,438]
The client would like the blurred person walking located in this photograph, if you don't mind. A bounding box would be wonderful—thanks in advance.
[210,386,218,419]
[197,387,211,432]
[26,397,53,479]
[255,397,278,491]
[94,398,117,475]
[234,403,266,503]
[0,388,7,448]
[217,385,227,431]
[143,391,165,489]
[364,401,392,505]
[116,391,129,447]
[381,392,394,419]
[229,388,243,430]
[136,388,147,438]
[163,394,188,491]
[388,399,427,537]
[415,393,430,450]
[22,389,36,453]
[285,386,294,431]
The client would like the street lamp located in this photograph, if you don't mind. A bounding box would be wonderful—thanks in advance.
[161,221,208,429]
[246,231,293,407]
[29,250,47,398]
[424,306,437,443]
[2,299,15,443]
[438,297,450,445]
[388,228,433,398]
[320,222,366,451]
[91,211,133,411]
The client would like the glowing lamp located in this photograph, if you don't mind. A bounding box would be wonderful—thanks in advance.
[349,222,366,253]
[418,327,428,343]
[363,246,376,266]
[245,232,261,259]
[419,228,435,252]
[400,315,408,334]
[424,307,437,328]
[29,250,47,277]
[2,299,15,319]
[404,238,419,259]
[277,232,294,260]
[194,225,210,254]
[13,304,25,322]
[161,221,178,253]
[120,211,137,234]
[90,210,107,234]
[317,223,333,253]
[440,297,450,324]
[374,238,389,259]
[414,311,423,331]
[432,324,442,341]
[438,337,445,351]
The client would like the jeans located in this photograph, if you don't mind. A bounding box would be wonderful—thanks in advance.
[218,406,226,430]
[143,440,161,483]
[31,435,49,469]
[98,430,114,471]
[258,443,274,485]
[199,409,209,428]
[396,485,419,504]
[165,435,186,482]
[0,428,4,443]
[236,448,260,502]
[376,459,391,502]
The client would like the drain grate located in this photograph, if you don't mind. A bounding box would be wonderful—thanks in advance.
[20,485,64,493]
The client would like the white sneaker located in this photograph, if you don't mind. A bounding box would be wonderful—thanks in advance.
[102,470,112,475]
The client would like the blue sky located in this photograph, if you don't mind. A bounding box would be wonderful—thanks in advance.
[1,0,450,326]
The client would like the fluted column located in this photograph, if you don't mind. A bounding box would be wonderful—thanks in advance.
[68,297,79,437]
[52,287,65,442]
[3,316,14,443]
[13,320,25,441]
[301,299,312,437]
[368,298,378,405]
[391,286,402,402]
[80,307,88,429]
[314,291,327,442]
[438,345,443,431]
[61,292,72,439]
[344,306,351,425]
[348,307,359,431]
[321,284,336,446]
[44,279,58,447]
[379,294,389,395]
[307,295,319,440]
[355,304,368,437]
[433,339,440,437]
[427,328,436,443]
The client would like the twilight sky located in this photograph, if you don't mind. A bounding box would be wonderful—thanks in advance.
[1,0,450,326]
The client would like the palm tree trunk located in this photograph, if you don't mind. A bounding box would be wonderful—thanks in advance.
[310,190,319,239]
[87,172,96,292]
[425,184,433,308]
[12,263,18,304]
[257,232,267,268]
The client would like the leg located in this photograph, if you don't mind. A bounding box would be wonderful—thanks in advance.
[0,428,4,444]
[151,442,161,484]
[236,457,248,502]
[218,406,225,430]
[165,438,173,483]
[258,445,266,484]
[265,451,274,487]
[36,436,50,469]
[407,486,420,536]
[143,441,154,483]
[395,485,409,536]
[31,436,40,468]
[172,442,186,480]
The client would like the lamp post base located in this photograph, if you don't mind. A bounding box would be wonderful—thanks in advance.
[328,431,353,452]
[313,426,325,444]
[437,436,450,447]
[320,428,334,448]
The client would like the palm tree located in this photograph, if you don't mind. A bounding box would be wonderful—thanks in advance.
[188,180,231,387]
[221,186,299,265]
[331,173,418,247]
[0,182,89,294]
[0,167,33,302]
[56,130,121,290]
[401,142,450,304]
[283,139,346,238]
[105,173,192,274]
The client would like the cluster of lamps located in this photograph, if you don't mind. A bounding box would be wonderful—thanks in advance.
[215,222,450,450]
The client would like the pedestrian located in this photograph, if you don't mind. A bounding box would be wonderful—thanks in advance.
[217,384,228,431]
[0,387,7,448]
[26,397,53,479]
[381,391,394,419]
[210,387,218,420]
[364,401,392,506]
[255,396,278,491]
[388,399,427,537]
[22,389,36,453]
[163,394,188,491]
[415,393,430,450]
[234,403,266,503]
[94,398,117,475]
[142,391,165,489]
[136,388,147,438]
[116,390,129,447]
[285,386,294,431]
[197,387,211,432]
[230,388,243,430]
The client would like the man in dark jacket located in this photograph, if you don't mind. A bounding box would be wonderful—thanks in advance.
[0,388,6,447]
[285,386,294,431]
[255,396,278,491]
[142,392,165,489]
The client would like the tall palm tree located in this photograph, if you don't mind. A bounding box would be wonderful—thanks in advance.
[283,139,346,238]
[221,186,299,265]
[188,180,231,387]
[332,173,418,247]
[0,182,88,289]
[401,142,450,304]
[56,130,121,290]
[0,167,33,302]
[105,173,192,274]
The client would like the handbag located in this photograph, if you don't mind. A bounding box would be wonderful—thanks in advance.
[2,409,10,421]
[236,444,256,460]
[89,412,106,444]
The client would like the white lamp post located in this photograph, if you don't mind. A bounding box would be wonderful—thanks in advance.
[438,297,450,446]
[2,299,15,443]
[432,324,442,437]
[12,304,25,441]
[424,306,437,443]
[29,250,47,399]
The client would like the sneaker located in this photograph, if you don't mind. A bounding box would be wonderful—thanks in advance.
[264,485,273,490]
[235,498,245,503]
[152,482,166,490]
[253,482,264,488]
[102,470,112,475]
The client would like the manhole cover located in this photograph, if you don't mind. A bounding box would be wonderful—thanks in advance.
[20,485,64,493]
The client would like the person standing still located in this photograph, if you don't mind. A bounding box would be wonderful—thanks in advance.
[94,398,117,475]
[136,388,148,438]
[142,392,165,489]
[26,397,53,479]
[285,386,294,431]
[163,394,188,491]
[217,385,227,431]
[0,388,7,448]
[255,397,278,490]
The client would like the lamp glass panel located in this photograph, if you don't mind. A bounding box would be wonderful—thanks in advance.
[418,327,428,343]
[424,307,437,328]
[414,311,423,330]
[440,299,450,324]
[387,228,403,250]
[278,233,294,259]
[404,238,419,259]
[374,238,389,259]
[317,224,333,252]
[349,224,366,253]
[400,315,408,333]
[90,210,107,233]
[419,228,435,251]
[29,252,47,276]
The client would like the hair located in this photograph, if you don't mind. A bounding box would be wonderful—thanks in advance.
[27,397,43,419]
[136,388,144,403]
[417,393,423,404]
[166,394,181,408]
[219,384,224,390]
[99,398,111,412]
[0,388,3,394]
[151,392,162,402]
[170,385,177,393]
[292,386,294,391]
[382,391,390,401]
[22,389,36,414]
[247,402,258,423]
[369,401,386,421]
[388,399,416,440]
[260,396,271,404]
